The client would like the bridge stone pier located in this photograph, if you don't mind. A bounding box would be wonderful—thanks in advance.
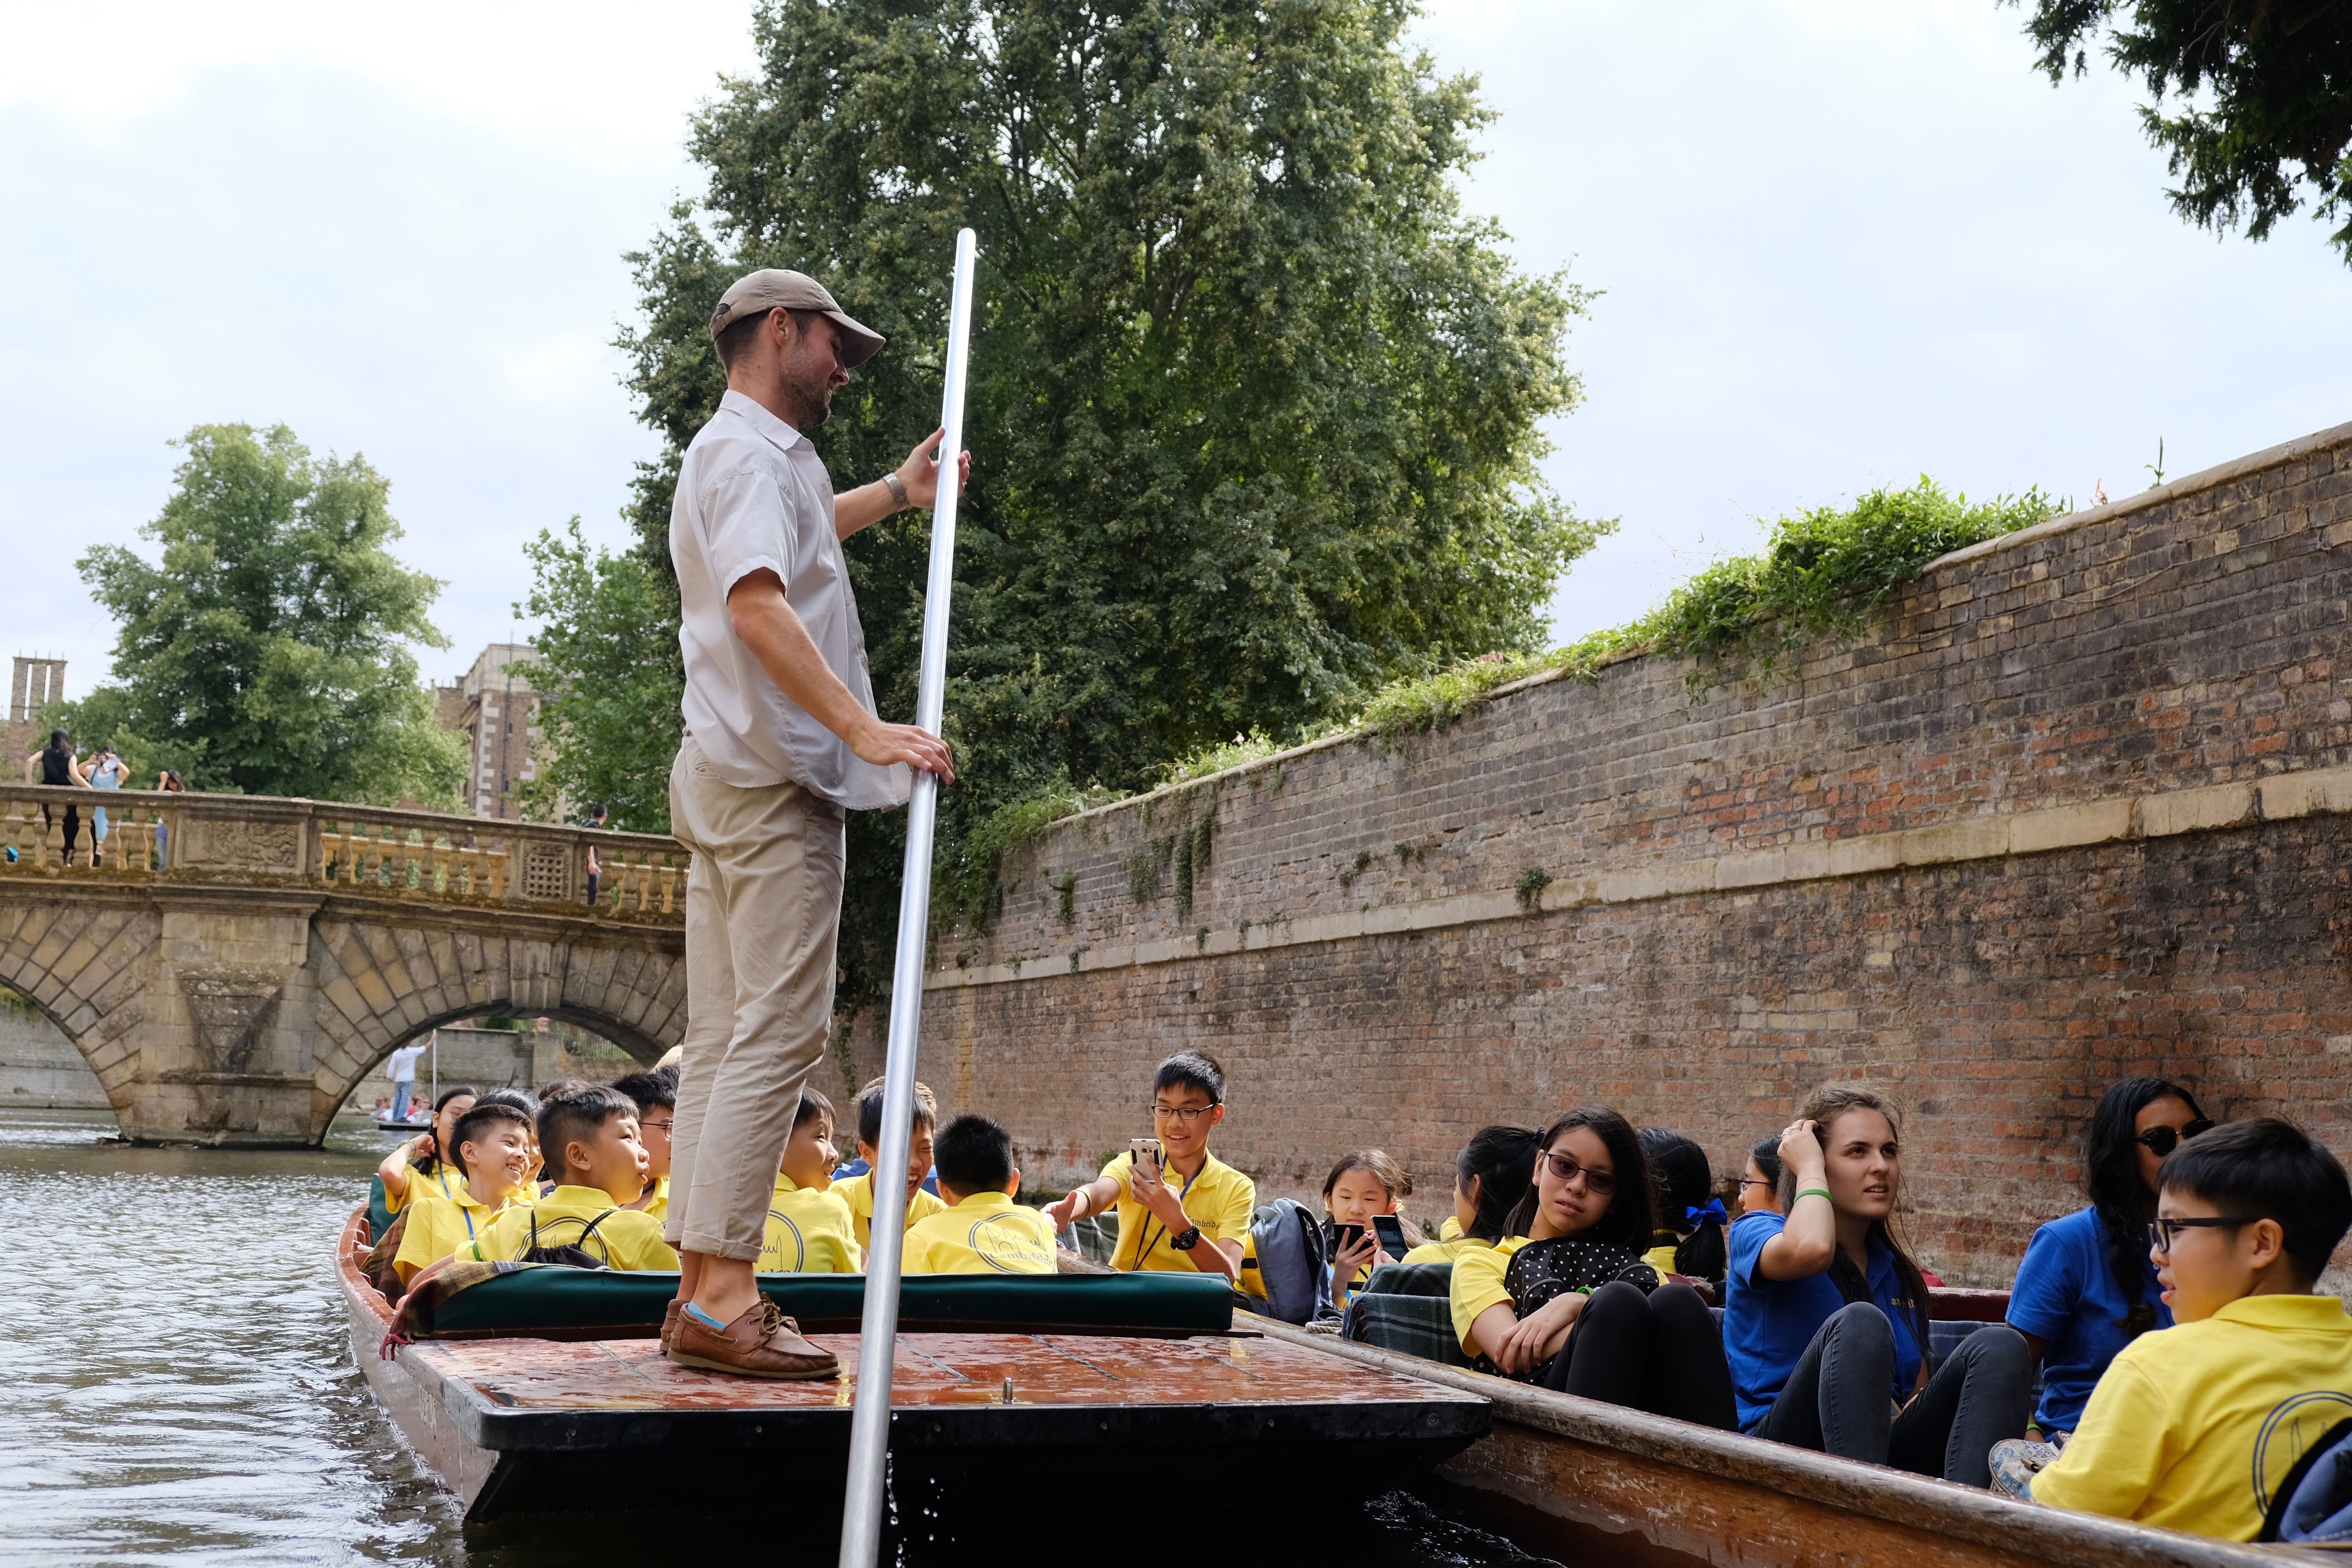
[0,790,690,1145]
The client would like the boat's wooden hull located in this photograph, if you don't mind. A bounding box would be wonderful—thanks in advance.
[1251,1318,2315,1568]
[336,1212,1488,1525]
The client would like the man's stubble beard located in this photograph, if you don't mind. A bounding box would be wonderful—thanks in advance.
[784,355,834,431]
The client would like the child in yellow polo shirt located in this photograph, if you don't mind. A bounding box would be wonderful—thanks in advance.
[462,1081,679,1270]
[1322,1149,1419,1308]
[1402,1126,1539,1266]
[760,1086,861,1274]
[610,1065,677,1222]
[390,1100,533,1288]
[903,1114,1059,1274]
[1044,1051,1254,1285]
[2004,1118,2352,1540]
[829,1075,945,1251]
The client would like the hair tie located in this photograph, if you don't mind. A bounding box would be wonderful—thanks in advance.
[1684,1198,1727,1227]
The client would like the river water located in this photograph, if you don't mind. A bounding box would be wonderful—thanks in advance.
[0,1108,1560,1566]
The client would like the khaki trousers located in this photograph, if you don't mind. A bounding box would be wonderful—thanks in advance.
[666,735,845,1260]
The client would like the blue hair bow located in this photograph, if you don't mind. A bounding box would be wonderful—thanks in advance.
[1685,1198,1727,1227]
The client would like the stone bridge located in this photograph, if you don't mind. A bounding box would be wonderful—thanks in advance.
[0,788,689,1145]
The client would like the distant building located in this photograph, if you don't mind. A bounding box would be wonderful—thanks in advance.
[436,643,548,820]
[8,657,66,765]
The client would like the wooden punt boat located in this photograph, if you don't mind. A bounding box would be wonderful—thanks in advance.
[335,1210,1489,1528]
[1247,1311,2316,1568]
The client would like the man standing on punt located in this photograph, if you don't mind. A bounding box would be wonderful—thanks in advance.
[663,268,965,1378]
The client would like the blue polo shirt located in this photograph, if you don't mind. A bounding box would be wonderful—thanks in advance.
[2003,1205,2170,1434]
[1723,1209,1925,1431]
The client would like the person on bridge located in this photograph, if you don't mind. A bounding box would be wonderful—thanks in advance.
[22,729,89,865]
[662,266,966,1380]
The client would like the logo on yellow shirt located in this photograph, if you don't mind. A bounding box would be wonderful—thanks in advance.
[763,1211,809,1272]
[966,1214,1053,1274]
[2254,1391,2352,1512]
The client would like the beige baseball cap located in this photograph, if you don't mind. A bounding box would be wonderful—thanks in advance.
[709,268,885,368]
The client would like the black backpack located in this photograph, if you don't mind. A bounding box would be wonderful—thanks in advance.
[519,1208,618,1269]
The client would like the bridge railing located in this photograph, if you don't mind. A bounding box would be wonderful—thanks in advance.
[0,784,689,922]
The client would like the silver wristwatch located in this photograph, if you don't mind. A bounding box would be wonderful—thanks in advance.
[882,472,909,509]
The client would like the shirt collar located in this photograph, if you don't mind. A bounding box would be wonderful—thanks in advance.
[546,1184,619,1206]
[2211,1293,2352,1330]
[952,1190,1017,1212]
[719,388,805,453]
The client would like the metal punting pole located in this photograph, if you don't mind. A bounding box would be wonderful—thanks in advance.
[837,225,978,1568]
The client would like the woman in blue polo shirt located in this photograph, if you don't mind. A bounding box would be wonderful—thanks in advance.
[2004,1077,2209,1440]
[1724,1085,2031,1486]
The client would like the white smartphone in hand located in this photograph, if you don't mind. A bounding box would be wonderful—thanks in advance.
[1129,1137,1163,1181]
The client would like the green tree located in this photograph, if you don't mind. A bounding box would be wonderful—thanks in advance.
[55,423,465,807]
[513,518,683,832]
[614,0,1604,1007]
[2011,1,2352,262]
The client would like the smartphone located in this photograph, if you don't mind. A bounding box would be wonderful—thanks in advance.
[1370,1213,1408,1256]
[1129,1137,1163,1180]
[1326,1220,1367,1254]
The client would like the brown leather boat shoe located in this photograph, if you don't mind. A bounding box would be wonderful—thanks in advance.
[668,1299,839,1380]
[660,1299,681,1355]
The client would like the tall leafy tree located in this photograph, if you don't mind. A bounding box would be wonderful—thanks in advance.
[513,518,683,831]
[56,423,465,806]
[2010,1,2352,262]
[616,0,1604,1005]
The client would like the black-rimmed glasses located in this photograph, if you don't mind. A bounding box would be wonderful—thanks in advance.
[2147,1215,2260,1252]
[2135,1120,2215,1158]
[1538,1151,1617,1196]
[1151,1103,1219,1124]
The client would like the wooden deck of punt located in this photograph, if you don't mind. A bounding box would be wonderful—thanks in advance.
[337,1213,1489,1523]
[1248,1316,2331,1568]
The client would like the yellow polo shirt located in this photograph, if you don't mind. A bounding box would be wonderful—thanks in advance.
[758,1174,862,1274]
[2033,1293,2352,1539]
[638,1175,669,1224]
[1401,1234,1491,1268]
[1439,1216,1462,1242]
[831,1170,947,1252]
[384,1158,461,1218]
[1100,1149,1255,1274]
[392,1186,515,1284]
[462,1184,680,1270]
[1449,1235,1532,1356]
[903,1191,1059,1275]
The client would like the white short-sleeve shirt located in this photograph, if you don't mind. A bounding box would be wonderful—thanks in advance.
[670,390,912,809]
[386,1043,428,1081]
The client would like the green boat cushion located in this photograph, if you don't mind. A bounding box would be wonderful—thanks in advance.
[430,1268,1235,1338]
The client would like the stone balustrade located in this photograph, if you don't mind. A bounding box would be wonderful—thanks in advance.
[0,784,687,923]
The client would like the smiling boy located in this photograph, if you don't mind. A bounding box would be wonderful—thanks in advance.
[1044,1051,1253,1286]
[2009,1118,2352,1539]
[389,1100,533,1288]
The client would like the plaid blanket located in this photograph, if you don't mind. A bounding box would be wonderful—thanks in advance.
[379,1258,543,1357]
[1343,1262,1477,1369]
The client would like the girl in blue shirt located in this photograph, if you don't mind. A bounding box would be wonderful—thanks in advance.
[1723,1085,2032,1486]
[2004,1076,2209,1438]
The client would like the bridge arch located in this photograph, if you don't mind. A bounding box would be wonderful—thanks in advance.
[0,787,690,1145]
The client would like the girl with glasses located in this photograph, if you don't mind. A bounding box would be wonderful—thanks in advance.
[2002,1077,2211,1451]
[1724,1084,2031,1485]
[1450,1106,1735,1428]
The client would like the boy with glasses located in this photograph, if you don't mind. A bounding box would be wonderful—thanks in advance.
[611,1066,679,1222]
[1995,1117,2352,1539]
[1044,1051,1252,1286]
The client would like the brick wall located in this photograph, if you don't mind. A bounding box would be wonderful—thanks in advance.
[855,418,2352,1287]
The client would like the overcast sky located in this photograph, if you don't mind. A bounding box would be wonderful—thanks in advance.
[5,1,2348,708]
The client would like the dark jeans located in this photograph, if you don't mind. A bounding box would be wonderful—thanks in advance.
[1751,1301,2032,1486]
[1541,1280,1737,1430]
[41,805,81,864]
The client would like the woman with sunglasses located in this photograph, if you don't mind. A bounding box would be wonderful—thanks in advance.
[1724,1084,2031,1485]
[1450,1107,1735,1428]
[2003,1078,2211,1443]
